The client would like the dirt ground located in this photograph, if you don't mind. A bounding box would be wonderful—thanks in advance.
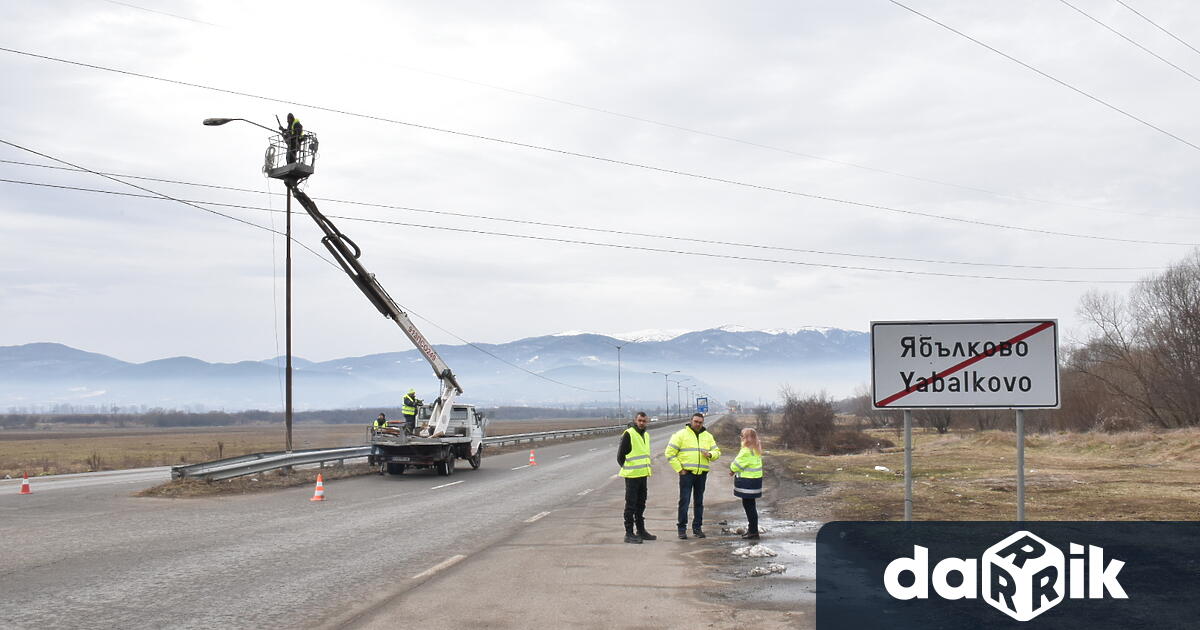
[0,418,619,478]
[766,427,1200,521]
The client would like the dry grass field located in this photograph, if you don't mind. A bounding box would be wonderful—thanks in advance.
[769,428,1200,522]
[0,418,617,478]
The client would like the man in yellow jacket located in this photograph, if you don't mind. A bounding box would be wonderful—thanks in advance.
[665,413,720,539]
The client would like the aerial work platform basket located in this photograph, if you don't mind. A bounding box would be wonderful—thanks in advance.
[264,131,318,180]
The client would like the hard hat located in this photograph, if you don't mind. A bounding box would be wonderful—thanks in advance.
[408,388,416,394]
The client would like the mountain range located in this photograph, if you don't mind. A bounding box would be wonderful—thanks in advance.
[0,326,870,412]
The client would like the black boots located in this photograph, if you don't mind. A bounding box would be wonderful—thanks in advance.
[677,528,688,539]
[638,529,657,541]
[692,529,707,539]
[624,531,643,544]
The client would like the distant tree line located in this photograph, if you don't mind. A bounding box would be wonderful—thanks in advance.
[0,404,642,430]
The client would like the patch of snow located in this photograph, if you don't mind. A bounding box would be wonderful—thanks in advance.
[526,355,540,364]
[733,544,778,558]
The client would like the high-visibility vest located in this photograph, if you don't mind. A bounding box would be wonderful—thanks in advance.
[730,446,763,478]
[402,394,417,416]
[665,425,720,474]
[374,417,388,429]
[619,427,652,478]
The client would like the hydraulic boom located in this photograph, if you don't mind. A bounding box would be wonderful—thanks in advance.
[285,182,464,438]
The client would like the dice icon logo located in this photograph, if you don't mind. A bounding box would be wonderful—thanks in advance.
[982,531,1064,621]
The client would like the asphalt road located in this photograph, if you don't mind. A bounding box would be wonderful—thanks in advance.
[0,424,681,629]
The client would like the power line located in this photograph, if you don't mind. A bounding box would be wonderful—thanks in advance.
[1057,0,1200,84]
[0,46,1183,237]
[0,175,1148,283]
[394,63,1131,218]
[0,148,609,393]
[1114,0,1200,58]
[97,0,220,27]
[0,159,1175,270]
[887,0,1200,153]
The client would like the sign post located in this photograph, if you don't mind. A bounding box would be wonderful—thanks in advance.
[871,320,1059,521]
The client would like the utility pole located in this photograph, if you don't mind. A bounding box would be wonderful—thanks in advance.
[285,187,293,451]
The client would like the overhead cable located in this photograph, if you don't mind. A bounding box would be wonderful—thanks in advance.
[0,160,1182,266]
[1,46,1187,233]
[0,149,609,393]
[1113,0,1200,58]
[1056,0,1200,84]
[887,0,1200,153]
[0,175,1146,284]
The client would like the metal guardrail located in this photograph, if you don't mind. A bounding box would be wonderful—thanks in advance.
[171,418,679,482]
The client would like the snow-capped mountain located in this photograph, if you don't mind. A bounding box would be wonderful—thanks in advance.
[0,326,869,411]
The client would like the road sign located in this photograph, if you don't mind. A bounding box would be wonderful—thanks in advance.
[871,320,1059,409]
[696,397,708,413]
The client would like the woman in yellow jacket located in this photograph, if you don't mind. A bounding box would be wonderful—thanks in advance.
[729,427,764,539]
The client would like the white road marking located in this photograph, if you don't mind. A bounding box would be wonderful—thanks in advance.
[610,474,620,479]
[524,511,551,523]
[511,464,530,470]
[558,454,571,459]
[411,554,466,580]
[588,448,598,452]
[577,488,592,496]
[430,480,464,490]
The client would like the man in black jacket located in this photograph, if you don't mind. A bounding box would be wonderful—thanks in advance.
[617,412,656,543]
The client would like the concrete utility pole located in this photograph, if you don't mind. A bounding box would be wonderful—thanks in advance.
[203,115,296,452]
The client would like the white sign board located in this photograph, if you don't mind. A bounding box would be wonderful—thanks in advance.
[871,320,1059,409]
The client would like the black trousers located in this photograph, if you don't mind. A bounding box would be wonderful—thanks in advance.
[403,413,416,432]
[623,476,648,533]
[742,497,759,534]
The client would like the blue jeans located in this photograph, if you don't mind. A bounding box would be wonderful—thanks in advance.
[677,471,708,530]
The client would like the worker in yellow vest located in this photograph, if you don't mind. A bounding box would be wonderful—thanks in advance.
[617,412,655,544]
[402,389,420,434]
[373,413,389,430]
[730,427,765,539]
[665,413,720,539]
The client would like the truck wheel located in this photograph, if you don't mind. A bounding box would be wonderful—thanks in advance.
[446,455,456,476]
[386,463,406,475]
[436,459,450,476]
[468,448,482,470]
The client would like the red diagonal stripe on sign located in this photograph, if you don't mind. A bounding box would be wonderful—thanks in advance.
[876,321,1055,407]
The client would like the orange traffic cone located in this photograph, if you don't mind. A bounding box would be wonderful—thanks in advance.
[19,472,31,495]
[310,474,326,501]
[529,450,537,466]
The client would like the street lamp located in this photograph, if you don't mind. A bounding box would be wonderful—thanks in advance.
[650,370,679,418]
[609,340,630,421]
[204,115,295,452]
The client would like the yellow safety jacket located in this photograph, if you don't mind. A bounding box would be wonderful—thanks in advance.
[402,393,418,416]
[665,425,720,474]
[373,418,388,429]
[730,446,763,478]
[618,427,652,478]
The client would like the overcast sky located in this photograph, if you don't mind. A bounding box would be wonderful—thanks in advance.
[3,0,1200,368]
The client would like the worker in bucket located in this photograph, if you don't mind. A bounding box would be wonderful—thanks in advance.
[402,389,421,434]
[373,413,389,430]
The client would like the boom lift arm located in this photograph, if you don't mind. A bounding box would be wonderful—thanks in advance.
[284,182,464,438]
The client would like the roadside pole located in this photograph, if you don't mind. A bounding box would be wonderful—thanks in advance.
[1016,409,1025,521]
[904,409,913,522]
